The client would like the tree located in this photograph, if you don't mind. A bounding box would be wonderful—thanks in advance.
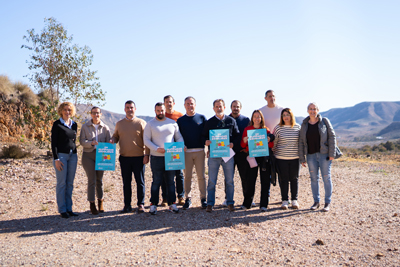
[22,17,105,108]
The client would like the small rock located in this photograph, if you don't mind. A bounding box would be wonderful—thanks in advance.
[393,213,398,217]
[376,253,384,259]
[349,257,354,261]
[316,239,325,245]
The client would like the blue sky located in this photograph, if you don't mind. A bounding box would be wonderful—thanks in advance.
[1,1,399,119]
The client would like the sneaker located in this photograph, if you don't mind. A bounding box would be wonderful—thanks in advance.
[240,205,248,210]
[183,198,192,210]
[161,199,168,207]
[228,204,235,212]
[322,203,330,212]
[201,198,207,209]
[281,201,289,210]
[137,205,145,213]
[206,205,213,212]
[222,199,227,206]
[178,197,185,206]
[260,207,268,212]
[149,204,157,215]
[310,202,320,210]
[252,202,256,207]
[291,200,299,209]
[288,200,291,205]
[169,203,179,213]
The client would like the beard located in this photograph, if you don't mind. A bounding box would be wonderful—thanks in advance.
[156,114,165,120]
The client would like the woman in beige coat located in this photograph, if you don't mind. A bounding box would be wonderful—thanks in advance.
[80,107,112,215]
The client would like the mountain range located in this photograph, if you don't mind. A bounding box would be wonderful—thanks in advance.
[78,101,400,141]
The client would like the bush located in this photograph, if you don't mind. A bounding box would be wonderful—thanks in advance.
[0,145,31,159]
[0,75,14,95]
[14,81,38,106]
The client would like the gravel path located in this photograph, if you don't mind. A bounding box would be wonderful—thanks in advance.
[0,155,399,266]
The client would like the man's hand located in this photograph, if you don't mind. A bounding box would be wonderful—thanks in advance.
[184,146,187,152]
[156,147,165,154]
[143,155,149,164]
[205,140,211,146]
[109,139,114,144]
[228,143,234,149]
[55,160,64,171]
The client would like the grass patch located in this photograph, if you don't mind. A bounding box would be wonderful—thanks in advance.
[40,204,48,211]
[0,145,31,159]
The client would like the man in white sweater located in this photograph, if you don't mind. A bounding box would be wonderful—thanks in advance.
[144,102,184,215]
[259,90,284,134]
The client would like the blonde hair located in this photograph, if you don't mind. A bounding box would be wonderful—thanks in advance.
[279,108,296,127]
[57,102,76,117]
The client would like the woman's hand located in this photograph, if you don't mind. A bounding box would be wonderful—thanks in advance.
[329,157,334,161]
[205,140,212,146]
[243,137,248,143]
[267,136,270,142]
[55,160,64,171]
[301,162,307,167]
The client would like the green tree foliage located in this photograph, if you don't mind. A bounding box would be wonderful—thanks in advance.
[21,17,105,108]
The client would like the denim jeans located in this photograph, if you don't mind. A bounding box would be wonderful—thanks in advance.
[53,152,78,213]
[207,157,235,206]
[161,169,185,200]
[307,153,333,204]
[119,156,146,207]
[150,156,176,205]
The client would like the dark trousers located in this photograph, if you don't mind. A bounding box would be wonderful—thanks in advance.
[244,157,271,208]
[234,151,249,199]
[162,169,184,200]
[276,158,300,201]
[150,156,176,205]
[119,155,145,207]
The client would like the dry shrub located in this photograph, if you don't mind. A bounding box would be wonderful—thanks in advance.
[1,145,31,159]
[14,81,38,106]
[0,75,14,95]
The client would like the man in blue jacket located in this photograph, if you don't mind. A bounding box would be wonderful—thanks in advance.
[202,99,240,212]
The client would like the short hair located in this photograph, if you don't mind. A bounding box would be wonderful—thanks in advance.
[155,102,165,109]
[307,102,319,111]
[250,110,266,130]
[163,95,175,103]
[213,99,225,107]
[231,100,242,108]
[57,102,76,117]
[184,96,196,103]
[279,108,296,127]
[265,90,274,97]
[125,100,136,107]
[91,106,101,113]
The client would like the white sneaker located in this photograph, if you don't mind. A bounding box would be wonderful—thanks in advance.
[222,199,227,206]
[260,207,268,212]
[169,203,179,213]
[149,205,157,215]
[240,205,248,210]
[251,202,256,207]
[291,200,299,209]
[281,201,289,210]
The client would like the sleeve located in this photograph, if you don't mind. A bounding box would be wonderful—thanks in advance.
[201,120,210,146]
[51,121,59,160]
[272,125,280,151]
[174,123,184,143]
[240,127,248,149]
[298,123,306,163]
[141,121,150,155]
[79,123,93,148]
[324,118,336,158]
[143,123,158,152]
[231,119,240,146]
[112,122,120,144]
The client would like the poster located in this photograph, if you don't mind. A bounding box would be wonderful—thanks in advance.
[95,142,116,171]
[248,128,269,157]
[209,129,230,158]
[164,142,185,170]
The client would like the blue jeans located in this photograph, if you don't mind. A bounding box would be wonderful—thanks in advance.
[207,157,235,206]
[150,156,176,205]
[307,153,333,204]
[53,152,78,213]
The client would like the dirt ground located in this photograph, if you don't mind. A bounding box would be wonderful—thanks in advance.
[0,149,399,266]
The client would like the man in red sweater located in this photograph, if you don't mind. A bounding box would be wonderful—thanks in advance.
[161,95,185,206]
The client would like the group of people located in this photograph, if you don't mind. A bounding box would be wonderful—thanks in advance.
[51,90,339,218]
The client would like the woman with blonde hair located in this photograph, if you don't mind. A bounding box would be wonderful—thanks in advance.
[273,108,301,210]
[80,106,112,215]
[51,102,79,218]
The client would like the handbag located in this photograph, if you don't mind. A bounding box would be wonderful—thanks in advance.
[334,145,343,159]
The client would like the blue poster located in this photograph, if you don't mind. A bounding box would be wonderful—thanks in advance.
[248,129,269,157]
[209,129,230,158]
[164,142,185,170]
[95,143,116,171]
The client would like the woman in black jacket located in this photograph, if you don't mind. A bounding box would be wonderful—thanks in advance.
[51,102,79,218]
